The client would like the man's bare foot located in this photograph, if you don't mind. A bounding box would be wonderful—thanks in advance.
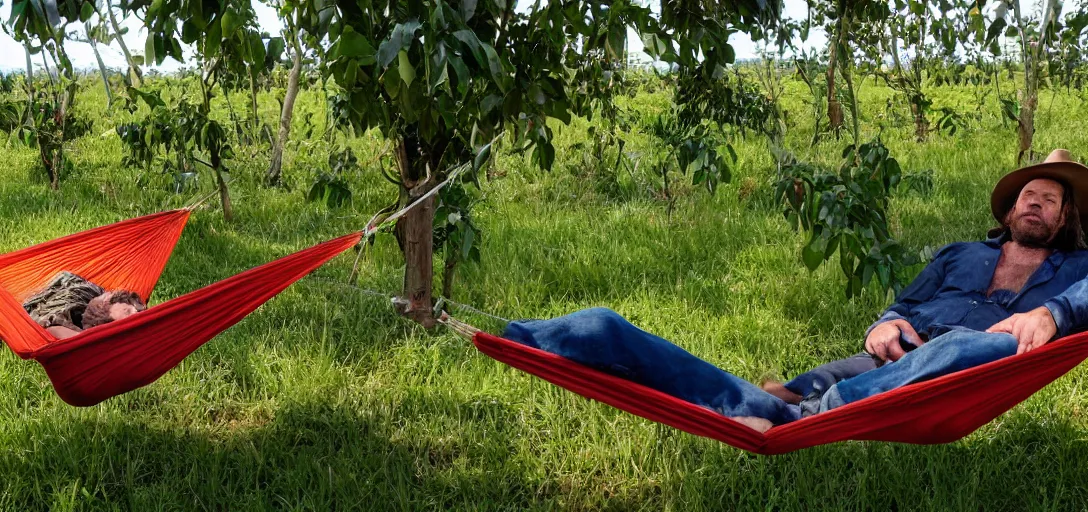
[731,416,773,433]
[760,380,803,405]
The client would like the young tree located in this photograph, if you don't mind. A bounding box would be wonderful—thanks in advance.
[4,0,96,189]
[986,0,1061,164]
[809,0,890,140]
[123,0,271,221]
[319,0,780,326]
[265,0,332,185]
[105,0,144,86]
[867,0,969,141]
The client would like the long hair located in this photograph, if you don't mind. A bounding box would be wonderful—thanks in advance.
[83,290,147,329]
[990,180,1086,252]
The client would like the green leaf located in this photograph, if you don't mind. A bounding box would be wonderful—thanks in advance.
[79,1,94,22]
[480,42,503,85]
[154,33,165,65]
[473,142,492,174]
[266,36,286,64]
[144,33,156,67]
[8,0,27,25]
[429,60,448,93]
[338,26,376,63]
[168,36,182,61]
[481,94,502,115]
[534,140,555,170]
[397,50,416,87]
[985,18,1006,43]
[42,0,60,26]
[801,238,824,271]
[461,225,475,260]
[248,32,266,65]
[460,0,477,22]
[221,9,242,35]
[377,20,421,68]
[182,19,201,44]
[448,55,470,97]
[452,30,486,68]
[205,19,222,57]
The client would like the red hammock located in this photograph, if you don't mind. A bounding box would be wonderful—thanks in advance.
[473,331,1088,454]
[0,210,361,406]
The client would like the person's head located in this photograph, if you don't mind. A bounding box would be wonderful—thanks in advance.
[1001,177,1085,251]
[990,149,1088,251]
[82,290,146,329]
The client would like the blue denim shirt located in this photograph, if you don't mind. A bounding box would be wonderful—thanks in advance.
[867,236,1088,340]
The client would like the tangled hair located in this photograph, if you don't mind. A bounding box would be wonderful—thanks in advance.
[990,179,1086,252]
[82,290,147,329]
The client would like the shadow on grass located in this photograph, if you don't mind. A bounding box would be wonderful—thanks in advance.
[0,393,550,511]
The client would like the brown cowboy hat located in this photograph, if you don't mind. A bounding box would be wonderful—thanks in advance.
[991,148,1088,227]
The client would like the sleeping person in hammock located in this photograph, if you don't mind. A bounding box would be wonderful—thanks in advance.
[502,149,1088,432]
[23,271,148,339]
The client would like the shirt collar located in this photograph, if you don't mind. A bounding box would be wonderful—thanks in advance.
[982,229,1068,266]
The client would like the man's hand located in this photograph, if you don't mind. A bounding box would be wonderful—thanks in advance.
[986,306,1058,355]
[865,319,923,362]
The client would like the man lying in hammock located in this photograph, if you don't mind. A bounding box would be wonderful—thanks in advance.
[501,149,1088,432]
[22,271,147,339]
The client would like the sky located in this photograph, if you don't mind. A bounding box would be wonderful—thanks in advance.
[0,1,823,74]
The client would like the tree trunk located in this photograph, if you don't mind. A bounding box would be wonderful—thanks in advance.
[1017,95,1035,165]
[23,45,33,127]
[911,99,929,142]
[215,168,234,222]
[1012,0,1048,164]
[48,45,77,191]
[106,0,142,87]
[266,32,303,185]
[248,66,260,138]
[220,83,245,142]
[212,151,234,222]
[89,39,113,107]
[826,20,844,135]
[393,137,438,328]
[442,254,457,300]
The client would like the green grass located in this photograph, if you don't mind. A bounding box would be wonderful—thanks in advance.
[0,73,1087,510]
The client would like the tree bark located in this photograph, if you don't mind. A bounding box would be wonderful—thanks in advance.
[214,161,234,222]
[442,256,458,300]
[267,28,303,185]
[826,17,844,135]
[393,136,438,328]
[911,99,929,142]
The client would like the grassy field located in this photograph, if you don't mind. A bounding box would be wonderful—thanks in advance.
[1,71,1088,510]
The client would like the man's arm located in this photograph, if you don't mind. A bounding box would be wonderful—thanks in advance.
[864,244,956,337]
[1042,276,1088,339]
[863,244,955,361]
[987,267,1088,355]
[46,325,81,339]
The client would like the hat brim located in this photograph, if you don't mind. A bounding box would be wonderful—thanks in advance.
[991,160,1088,228]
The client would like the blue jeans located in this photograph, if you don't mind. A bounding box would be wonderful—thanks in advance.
[784,352,880,398]
[825,327,1018,406]
[501,308,1019,424]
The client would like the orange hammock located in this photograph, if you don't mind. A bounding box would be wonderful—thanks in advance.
[473,331,1088,454]
[0,210,361,406]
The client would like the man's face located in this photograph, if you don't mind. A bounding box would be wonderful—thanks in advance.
[1006,178,1066,247]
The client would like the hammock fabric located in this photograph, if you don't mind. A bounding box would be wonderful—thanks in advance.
[473,330,1088,454]
[0,210,362,406]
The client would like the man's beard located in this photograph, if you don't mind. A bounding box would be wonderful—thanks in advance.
[1006,208,1060,248]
